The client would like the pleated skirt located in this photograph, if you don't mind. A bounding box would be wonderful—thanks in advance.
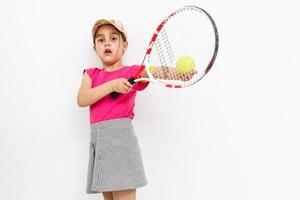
[86,118,148,193]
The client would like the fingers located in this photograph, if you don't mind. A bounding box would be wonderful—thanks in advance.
[120,84,131,93]
[179,70,197,81]
[116,79,133,93]
[123,80,133,88]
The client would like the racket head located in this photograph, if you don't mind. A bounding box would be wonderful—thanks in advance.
[139,6,219,88]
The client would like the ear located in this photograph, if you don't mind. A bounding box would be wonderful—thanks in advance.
[123,41,128,53]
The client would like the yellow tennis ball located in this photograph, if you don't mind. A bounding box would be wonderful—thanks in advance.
[149,66,155,73]
[176,56,196,73]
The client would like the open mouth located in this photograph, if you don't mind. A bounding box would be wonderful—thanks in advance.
[104,49,112,53]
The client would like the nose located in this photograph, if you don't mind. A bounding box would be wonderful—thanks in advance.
[104,42,111,47]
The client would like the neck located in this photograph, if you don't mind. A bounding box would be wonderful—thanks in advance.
[102,60,124,72]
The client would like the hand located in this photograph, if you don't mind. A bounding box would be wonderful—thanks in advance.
[151,66,197,81]
[177,70,197,81]
[109,78,133,94]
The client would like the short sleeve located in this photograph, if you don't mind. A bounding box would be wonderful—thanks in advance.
[82,67,96,79]
[131,65,149,91]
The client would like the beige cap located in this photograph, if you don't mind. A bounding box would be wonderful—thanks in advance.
[92,19,127,43]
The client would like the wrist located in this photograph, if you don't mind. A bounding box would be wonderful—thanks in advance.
[105,80,115,92]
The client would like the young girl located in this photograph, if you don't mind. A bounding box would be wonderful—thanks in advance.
[77,19,195,200]
[77,19,150,200]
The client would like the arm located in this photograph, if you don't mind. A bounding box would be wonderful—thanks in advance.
[77,73,132,107]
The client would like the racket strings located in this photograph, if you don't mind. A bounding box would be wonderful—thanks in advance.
[160,30,175,65]
[155,30,175,67]
[146,6,218,86]
[151,65,196,82]
[153,29,187,81]
[155,39,167,66]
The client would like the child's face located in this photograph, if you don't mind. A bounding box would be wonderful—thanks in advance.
[93,25,128,67]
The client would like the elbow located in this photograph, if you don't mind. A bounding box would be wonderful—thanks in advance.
[77,95,88,107]
[77,101,85,107]
[77,99,84,107]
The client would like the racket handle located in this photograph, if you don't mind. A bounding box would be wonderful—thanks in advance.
[109,77,136,99]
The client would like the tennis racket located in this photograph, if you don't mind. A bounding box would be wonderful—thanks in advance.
[110,5,219,98]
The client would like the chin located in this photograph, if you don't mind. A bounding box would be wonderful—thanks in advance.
[102,60,117,66]
[100,57,113,63]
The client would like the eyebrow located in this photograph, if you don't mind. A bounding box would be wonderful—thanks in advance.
[95,32,120,39]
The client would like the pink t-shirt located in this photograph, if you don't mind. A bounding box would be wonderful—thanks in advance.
[83,65,149,124]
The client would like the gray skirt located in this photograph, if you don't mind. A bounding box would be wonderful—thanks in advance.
[86,118,148,193]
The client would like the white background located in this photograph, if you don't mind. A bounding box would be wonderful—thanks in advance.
[1,0,300,200]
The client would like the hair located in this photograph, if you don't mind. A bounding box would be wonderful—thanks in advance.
[120,32,127,42]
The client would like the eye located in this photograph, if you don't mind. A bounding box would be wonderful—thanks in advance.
[111,35,119,41]
[97,38,104,42]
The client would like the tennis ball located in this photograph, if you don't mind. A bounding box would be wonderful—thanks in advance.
[176,56,196,73]
[149,66,155,73]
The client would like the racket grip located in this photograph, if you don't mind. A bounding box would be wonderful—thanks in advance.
[109,77,136,99]
[109,91,120,99]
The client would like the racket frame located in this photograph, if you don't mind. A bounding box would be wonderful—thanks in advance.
[134,5,219,88]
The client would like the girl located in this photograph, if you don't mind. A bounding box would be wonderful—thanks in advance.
[77,19,149,200]
[77,19,195,200]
